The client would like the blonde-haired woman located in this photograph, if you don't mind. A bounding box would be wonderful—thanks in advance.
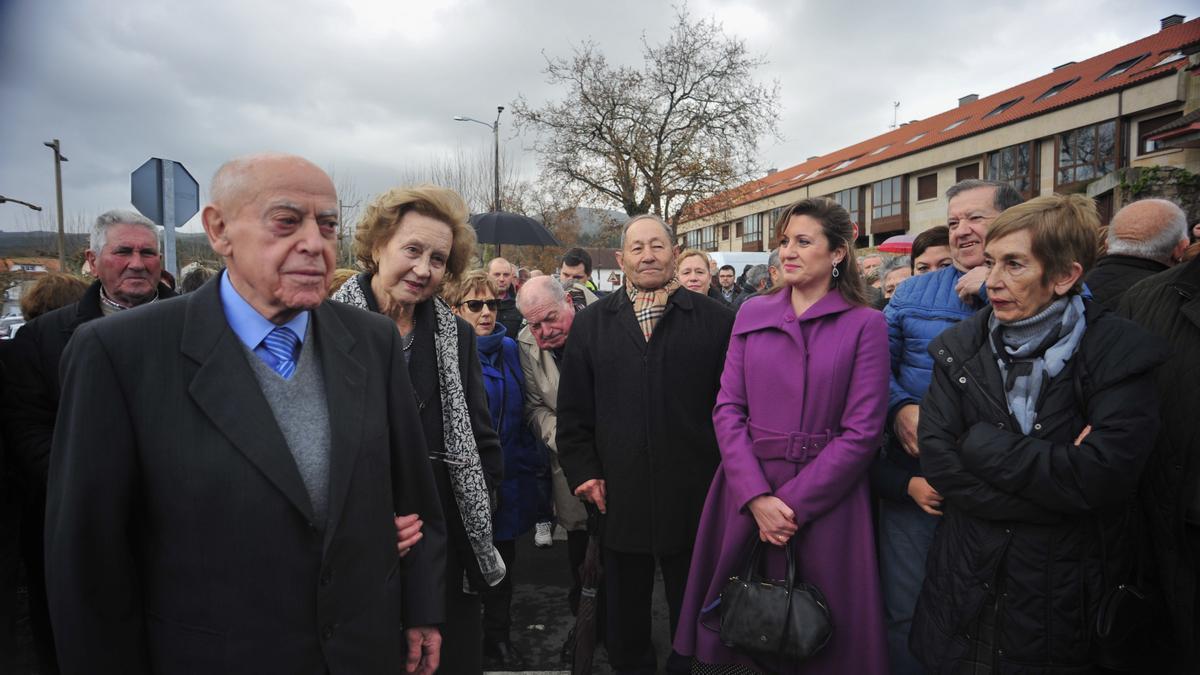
[333,185,502,674]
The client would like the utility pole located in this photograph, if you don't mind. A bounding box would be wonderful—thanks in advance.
[492,106,503,213]
[43,139,68,270]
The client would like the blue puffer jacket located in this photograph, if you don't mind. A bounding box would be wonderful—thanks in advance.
[871,267,980,502]
[883,266,978,416]
[476,323,548,541]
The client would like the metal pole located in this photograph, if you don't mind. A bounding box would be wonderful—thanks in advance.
[162,159,178,278]
[493,106,504,255]
[44,139,67,270]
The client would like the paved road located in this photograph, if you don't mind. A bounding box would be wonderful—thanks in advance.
[497,529,676,674]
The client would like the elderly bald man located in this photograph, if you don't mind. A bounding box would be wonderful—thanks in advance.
[1086,198,1190,307]
[44,153,446,675]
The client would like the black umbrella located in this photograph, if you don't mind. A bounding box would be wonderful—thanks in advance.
[469,211,560,254]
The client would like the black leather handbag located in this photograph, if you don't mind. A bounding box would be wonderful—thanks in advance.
[718,537,833,662]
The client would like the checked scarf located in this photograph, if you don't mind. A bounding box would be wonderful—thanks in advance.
[625,277,681,341]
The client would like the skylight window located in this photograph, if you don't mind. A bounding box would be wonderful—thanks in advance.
[832,156,861,171]
[1098,53,1149,80]
[905,132,927,144]
[1154,51,1186,68]
[869,144,892,156]
[1035,78,1080,102]
[984,97,1023,118]
[942,118,970,132]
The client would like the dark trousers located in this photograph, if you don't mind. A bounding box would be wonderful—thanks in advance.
[879,499,938,675]
[20,491,57,674]
[602,546,692,675]
[440,533,483,674]
[481,539,516,643]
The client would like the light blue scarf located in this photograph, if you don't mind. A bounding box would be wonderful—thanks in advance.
[988,294,1087,434]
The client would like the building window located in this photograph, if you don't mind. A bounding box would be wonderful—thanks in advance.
[988,141,1038,198]
[956,163,979,182]
[1057,120,1117,186]
[869,144,891,156]
[872,176,903,220]
[831,187,861,225]
[942,118,969,132]
[984,97,1023,118]
[744,213,763,242]
[735,220,744,238]
[1097,53,1148,81]
[1154,51,1185,68]
[699,226,716,250]
[1139,111,1183,155]
[916,174,938,201]
[832,156,860,171]
[1035,77,1079,102]
[721,224,730,240]
[905,132,927,144]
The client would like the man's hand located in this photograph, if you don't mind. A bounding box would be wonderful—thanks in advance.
[907,477,943,516]
[748,495,798,546]
[574,479,606,514]
[394,514,423,558]
[955,266,989,303]
[894,404,921,458]
[404,626,441,675]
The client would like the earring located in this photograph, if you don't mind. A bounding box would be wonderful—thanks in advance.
[831,262,840,279]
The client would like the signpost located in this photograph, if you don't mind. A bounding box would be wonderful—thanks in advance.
[131,158,199,277]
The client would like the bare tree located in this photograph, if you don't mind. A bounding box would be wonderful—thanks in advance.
[512,5,780,232]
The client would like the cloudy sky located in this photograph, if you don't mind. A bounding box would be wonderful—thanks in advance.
[0,0,1186,234]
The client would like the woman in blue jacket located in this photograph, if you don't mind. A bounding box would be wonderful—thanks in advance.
[448,270,547,669]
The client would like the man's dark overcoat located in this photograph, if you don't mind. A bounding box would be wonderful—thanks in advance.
[557,287,734,554]
[45,278,446,674]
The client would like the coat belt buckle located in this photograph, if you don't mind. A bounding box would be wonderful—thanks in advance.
[785,434,810,463]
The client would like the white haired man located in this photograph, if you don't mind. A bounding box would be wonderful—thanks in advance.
[1086,198,1190,307]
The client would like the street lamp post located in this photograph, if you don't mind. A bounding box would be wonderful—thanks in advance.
[43,139,68,270]
[0,195,43,212]
[453,106,504,212]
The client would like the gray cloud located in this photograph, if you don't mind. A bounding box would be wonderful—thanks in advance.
[0,0,1184,235]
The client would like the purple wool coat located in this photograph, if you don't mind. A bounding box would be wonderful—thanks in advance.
[674,287,890,674]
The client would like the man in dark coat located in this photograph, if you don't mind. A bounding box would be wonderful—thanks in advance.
[488,256,524,336]
[558,215,734,674]
[1119,254,1200,672]
[1,208,177,672]
[1086,198,1190,307]
[43,154,446,674]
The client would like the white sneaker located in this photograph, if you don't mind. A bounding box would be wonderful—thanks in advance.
[534,521,553,548]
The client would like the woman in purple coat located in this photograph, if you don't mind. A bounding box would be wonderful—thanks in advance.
[674,198,890,674]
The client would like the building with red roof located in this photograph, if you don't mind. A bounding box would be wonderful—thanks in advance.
[678,14,1200,250]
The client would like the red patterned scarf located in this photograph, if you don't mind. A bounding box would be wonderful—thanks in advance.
[625,277,681,341]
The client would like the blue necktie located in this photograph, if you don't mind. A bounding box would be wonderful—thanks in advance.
[262,326,300,379]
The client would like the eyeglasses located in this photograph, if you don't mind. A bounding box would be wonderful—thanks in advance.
[458,299,500,313]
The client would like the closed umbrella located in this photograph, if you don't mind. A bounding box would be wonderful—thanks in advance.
[571,507,604,675]
[469,211,561,254]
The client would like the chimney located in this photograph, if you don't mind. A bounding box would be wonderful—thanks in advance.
[806,156,818,161]
[1053,61,1076,71]
[1162,14,1184,29]
[765,168,778,176]
[958,94,978,107]
[899,122,908,127]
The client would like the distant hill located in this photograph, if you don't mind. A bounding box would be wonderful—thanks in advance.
[573,207,625,235]
[0,231,216,258]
